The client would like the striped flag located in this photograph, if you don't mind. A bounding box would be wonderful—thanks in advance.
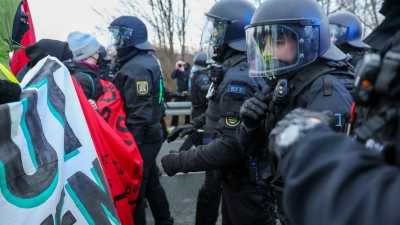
[0,56,142,225]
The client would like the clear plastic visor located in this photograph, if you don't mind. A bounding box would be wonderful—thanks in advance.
[246,24,319,78]
[200,16,230,47]
[330,24,348,45]
[107,27,133,49]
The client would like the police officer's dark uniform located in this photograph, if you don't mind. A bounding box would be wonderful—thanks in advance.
[190,51,211,119]
[329,11,370,67]
[236,0,354,223]
[108,16,173,225]
[178,51,211,152]
[161,1,275,224]
[263,1,400,224]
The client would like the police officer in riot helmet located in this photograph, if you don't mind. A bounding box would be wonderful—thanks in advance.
[328,11,370,67]
[237,0,354,223]
[108,16,173,225]
[190,51,211,124]
[263,0,400,224]
[161,0,275,224]
[178,51,211,152]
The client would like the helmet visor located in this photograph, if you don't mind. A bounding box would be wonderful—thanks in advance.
[246,24,319,78]
[200,16,230,47]
[107,27,133,49]
[330,24,348,45]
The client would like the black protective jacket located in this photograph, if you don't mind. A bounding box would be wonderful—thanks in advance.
[190,68,210,117]
[64,61,103,101]
[113,51,163,145]
[170,53,267,172]
[337,43,369,68]
[236,59,354,157]
[279,124,400,225]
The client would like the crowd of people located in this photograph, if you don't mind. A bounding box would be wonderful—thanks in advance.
[1,0,400,224]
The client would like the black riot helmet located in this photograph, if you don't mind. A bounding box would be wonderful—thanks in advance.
[328,11,370,49]
[193,51,208,68]
[245,0,347,79]
[107,16,156,52]
[200,0,256,53]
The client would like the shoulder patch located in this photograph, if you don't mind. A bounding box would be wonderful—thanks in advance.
[225,117,241,127]
[136,81,148,95]
[227,85,246,95]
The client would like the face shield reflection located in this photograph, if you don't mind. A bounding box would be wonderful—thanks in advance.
[200,16,230,47]
[246,25,299,77]
[330,24,348,45]
[246,24,319,78]
[107,27,133,49]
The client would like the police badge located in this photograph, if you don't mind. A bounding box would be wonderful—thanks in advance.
[136,81,148,95]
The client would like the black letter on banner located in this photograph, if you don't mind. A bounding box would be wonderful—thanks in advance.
[0,96,58,201]
[67,159,118,224]
[26,59,82,155]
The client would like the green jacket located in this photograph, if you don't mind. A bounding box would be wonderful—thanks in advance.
[0,0,21,80]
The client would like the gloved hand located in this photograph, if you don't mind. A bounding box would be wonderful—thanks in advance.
[268,108,337,159]
[240,87,271,131]
[161,150,181,176]
[166,124,196,143]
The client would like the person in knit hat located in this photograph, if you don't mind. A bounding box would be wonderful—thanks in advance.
[16,39,73,82]
[64,31,103,102]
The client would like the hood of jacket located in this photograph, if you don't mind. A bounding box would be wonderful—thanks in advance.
[0,0,22,80]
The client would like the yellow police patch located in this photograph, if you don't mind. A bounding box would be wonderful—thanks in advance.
[136,81,148,95]
[225,117,241,127]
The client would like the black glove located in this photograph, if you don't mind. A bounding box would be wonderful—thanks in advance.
[268,108,337,159]
[240,87,271,130]
[161,150,181,176]
[166,124,196,143]
[0,79,21,104]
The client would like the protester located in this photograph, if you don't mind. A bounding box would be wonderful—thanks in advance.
[0,0,29,104]
[16,39,73,81]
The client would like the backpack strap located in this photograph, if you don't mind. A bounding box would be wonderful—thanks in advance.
[80,72,95,99]
[287,63,335,109]
[221,54,247,75]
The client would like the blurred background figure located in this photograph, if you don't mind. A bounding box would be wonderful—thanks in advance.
[178,51,211,152]
[329,11,370,67]
[169,58,191,131]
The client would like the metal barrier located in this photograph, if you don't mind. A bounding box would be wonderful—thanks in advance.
[164,101,192,116]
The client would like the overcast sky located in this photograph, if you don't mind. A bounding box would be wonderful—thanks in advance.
[29,0,217,48]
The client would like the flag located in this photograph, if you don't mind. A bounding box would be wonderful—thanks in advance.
[10,0,36,75]
[0,56,142,224]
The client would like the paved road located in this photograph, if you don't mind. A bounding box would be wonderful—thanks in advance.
[145,139,222,225]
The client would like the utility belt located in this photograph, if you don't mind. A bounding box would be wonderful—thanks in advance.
[215,157,269,190]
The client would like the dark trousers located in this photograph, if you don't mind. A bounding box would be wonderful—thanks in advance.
[195,170,222,225]
[133,135,173,225]
[220,174,275,225]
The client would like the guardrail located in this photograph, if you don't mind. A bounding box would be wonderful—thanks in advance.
[164,101,192,116]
